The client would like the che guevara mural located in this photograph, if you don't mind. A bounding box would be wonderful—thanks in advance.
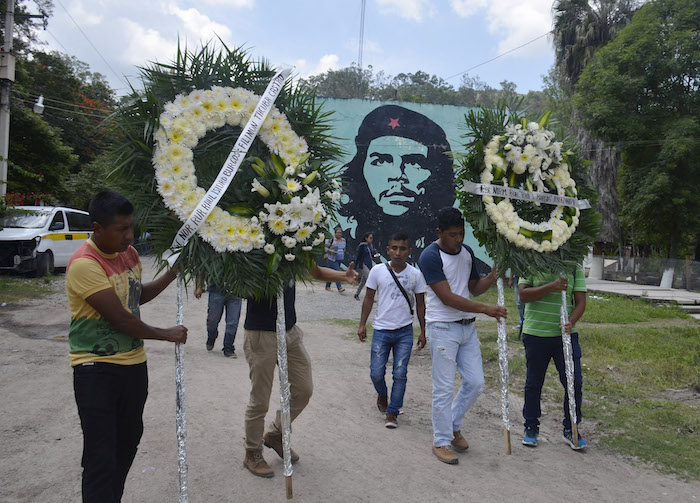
[325,99,488,271]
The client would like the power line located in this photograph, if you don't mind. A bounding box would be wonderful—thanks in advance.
[55,0,127,88]
[13,97,111,118]
[14,89,113,113]
[358,0,366,70]
[445,32,550,82]
[45,28,72,55]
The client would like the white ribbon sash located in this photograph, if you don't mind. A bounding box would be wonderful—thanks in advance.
[461,181,591,209]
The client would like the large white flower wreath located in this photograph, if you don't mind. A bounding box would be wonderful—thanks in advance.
[480,121,580,253]
[152,86,339,258]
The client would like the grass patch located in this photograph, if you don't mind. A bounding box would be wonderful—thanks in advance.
[583,294,687,323]
[0,275,60,303]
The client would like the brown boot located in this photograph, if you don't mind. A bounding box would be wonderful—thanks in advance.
[385,413,398,429]
[432,445,459,465]
[243,449,274,478]
[451,431,469,452]
[263,432,300,464]
[377,394,388,413]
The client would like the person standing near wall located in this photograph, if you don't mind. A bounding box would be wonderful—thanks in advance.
[325,226,347,292]
[354,231,379,300]
[195,281,242,358]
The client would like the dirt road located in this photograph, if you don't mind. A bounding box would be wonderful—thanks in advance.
[0,260,697,502]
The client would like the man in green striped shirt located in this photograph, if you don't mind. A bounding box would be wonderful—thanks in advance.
[519,264,587,450]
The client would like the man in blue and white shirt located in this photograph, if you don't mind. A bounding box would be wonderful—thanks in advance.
[418,207,506,465]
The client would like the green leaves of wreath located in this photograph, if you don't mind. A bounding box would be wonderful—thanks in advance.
[109,43,342,300]
[455,102,600,277]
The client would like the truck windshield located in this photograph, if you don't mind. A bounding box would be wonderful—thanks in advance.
[0,210,51,229]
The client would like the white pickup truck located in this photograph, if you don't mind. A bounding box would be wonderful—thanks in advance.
[0,206,92,276]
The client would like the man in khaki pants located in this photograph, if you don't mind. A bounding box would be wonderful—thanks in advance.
[243,263,357,477]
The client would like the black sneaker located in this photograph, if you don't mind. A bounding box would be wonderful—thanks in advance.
[223,350,237,358]
[206,341,214,351]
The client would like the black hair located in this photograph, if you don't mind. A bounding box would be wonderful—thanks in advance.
[361,231,373,242]
[437,206,464,231]
[339,104,454,260]
[388,232,410,244]
[88,190,134,227]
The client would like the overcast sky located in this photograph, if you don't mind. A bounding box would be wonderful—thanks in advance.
[36,0,557,96]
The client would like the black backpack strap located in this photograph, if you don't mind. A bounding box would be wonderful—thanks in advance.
[386,262,414,316]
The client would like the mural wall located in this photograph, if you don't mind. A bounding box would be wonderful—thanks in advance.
[323,98,489,270]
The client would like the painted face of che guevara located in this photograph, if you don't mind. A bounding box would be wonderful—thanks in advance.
[362,136,431,216]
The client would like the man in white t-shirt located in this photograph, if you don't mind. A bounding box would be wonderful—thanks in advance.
[418,207,506,465]
[358,232,427,429]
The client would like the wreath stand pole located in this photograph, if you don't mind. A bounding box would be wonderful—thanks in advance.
[175,276,188,502]
[275,292,294,499]
[496,277,511,454]
[559,286,579,446]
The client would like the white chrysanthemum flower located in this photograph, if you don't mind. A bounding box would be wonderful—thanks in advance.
[295,227,312,241]
[511,162,527,175]
[280,179,302,193]
[282,236,297,248]
[302,246,313,251]
[481,171,494,184]
[285,166,296,176]
[167,144,193,163]
[284,253,296,261]
[264,243,276,254]
[269,217,287,235]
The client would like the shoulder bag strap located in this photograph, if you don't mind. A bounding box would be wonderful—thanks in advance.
[386,262,414,316]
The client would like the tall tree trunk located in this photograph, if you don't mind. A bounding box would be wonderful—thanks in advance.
[573,110,621,243]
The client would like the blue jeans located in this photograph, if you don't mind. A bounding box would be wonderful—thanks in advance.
[369,325,414,416]
[522,333,582,431]
[207,289,242,353]
[325,258,343,289]
[427,321,484,447]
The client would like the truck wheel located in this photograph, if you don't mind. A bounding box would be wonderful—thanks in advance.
[36,251,54,277]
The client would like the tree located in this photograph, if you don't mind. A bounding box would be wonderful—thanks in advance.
[299,65,373,99]
[0,0,53,55]
[300,66,547,110]
[386,70,459,104]
[7,103,78,199]
[15,51,116,165]
[552,0,638,244]
[575,0,700,259]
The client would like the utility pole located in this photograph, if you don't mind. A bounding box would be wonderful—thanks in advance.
[358,0,366,71]
[0,0,16,198]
